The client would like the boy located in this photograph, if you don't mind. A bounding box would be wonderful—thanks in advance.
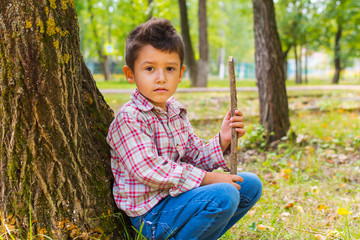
[107,18,262,240]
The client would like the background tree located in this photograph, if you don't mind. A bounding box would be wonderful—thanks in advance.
[321,0,360,84]
[197,0,209,87]
[252,0,290,142]
[0,0,129,238]
[179,0,198,86]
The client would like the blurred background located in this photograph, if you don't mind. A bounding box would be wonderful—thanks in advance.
[75,0,360,86]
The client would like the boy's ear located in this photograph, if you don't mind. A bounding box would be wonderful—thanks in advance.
[123,65,134,84]
[178,65,186,83]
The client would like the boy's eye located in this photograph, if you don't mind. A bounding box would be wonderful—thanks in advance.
[167,67,175,71]
[145,67,154,71]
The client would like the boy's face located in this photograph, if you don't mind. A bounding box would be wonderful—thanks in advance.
[123,44,185,110]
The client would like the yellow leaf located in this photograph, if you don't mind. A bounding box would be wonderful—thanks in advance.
[256,224,275,231]
[321,123,327,128]
[317,204,328,211]
[25,20,32,29]
[311,186,319,193]
[257,224,265,230]
[285,202,294,209]
[337,208,351,215]
[338,109,344,113]
[248,209,256,217]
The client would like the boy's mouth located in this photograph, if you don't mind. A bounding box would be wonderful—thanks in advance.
[154,87,168,92]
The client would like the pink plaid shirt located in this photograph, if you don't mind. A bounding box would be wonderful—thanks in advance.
[106,90,229,217]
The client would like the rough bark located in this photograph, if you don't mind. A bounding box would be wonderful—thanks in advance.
[252,0,290,143]
[197,0,208,87]
[178,0,198,87]
[332,24,342,84]
[0,0,129,238]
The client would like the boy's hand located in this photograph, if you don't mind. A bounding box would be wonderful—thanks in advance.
[201,172,243,190]
[219,109,245,152]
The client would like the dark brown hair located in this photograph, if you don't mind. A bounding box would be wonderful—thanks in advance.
[125,18,185,71]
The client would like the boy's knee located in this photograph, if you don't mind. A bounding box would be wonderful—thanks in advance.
[211,183,240,211]
[239,172,262,200]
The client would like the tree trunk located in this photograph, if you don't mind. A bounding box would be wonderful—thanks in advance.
[197,0,208,87]
[332,24,342,84]
[178,0,198,87]
[252,0,290,143]
[299,43,303,84]
[147,0,154,20]
[294,44,300,84]
[89,0,111,81]
[0,1,130,238]
[283,44,291,81]
[305,46,308,84]
[101,54,111,81]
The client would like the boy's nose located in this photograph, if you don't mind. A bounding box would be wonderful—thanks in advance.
[156,69,166,83]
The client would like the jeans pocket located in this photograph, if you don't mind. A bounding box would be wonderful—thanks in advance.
[159,222,176,240]
[138,220,175,240]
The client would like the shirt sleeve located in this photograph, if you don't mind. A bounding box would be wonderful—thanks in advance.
[107,110,206,197]
[181,119,230,172]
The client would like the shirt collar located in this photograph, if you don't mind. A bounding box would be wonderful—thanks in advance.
[131,89,187,117]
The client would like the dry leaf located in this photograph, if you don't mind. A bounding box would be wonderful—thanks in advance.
[248,209,256,217]
[317,204,328,211]
[337,208,352,215]
[256,224,275,231]
[285,202,294,209]
[295,205,304,214]
[315,234,325,240]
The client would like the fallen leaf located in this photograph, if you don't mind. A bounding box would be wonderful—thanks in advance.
[279,168,291,180]
[317,204,328,211]
[310,186,319,193]
[337,208,352,215]
[256,224,275,231]
[315,234,325,240]
[285,202,294,209]
[327,215,336,222]
[326,229,340,237]
[257,224,265,230]
[295,205,304,214]
[278,212,291,221]
[248,209,256,217]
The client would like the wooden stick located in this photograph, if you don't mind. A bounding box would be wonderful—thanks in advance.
[228,56,238,175]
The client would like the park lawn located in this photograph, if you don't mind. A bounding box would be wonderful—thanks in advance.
[104,89,360,239]
[2,90,358,239]
[94,73,360,90]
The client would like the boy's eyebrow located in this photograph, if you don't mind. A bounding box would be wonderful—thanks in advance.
[140,60,180,66]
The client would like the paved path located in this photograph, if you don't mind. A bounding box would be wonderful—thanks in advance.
[100,85,360,94]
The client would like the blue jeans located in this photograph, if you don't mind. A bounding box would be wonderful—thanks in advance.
[130,172,262,240]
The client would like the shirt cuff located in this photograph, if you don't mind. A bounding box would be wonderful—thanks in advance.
[208,133,231,171]
[169,165,206,197]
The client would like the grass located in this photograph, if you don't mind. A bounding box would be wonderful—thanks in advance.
[93,74,360,90]
[102,87,359,240]
[2,85,359,239]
